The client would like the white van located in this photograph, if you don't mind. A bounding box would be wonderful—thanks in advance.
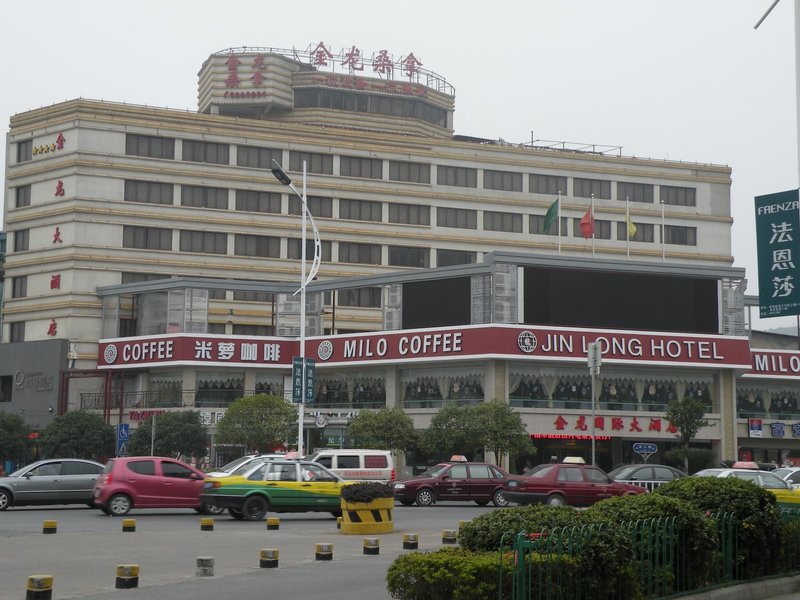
[307,449,395,482]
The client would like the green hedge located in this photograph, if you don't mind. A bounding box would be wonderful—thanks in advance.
[340,481,394,503]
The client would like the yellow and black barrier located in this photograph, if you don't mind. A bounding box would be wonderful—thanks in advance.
[315,542,333,561]
[266,517,280,530]
[115,564,139,589]
[122,518,136,532]
[340,498,394,534]
[259,548,279,568]
[26,574,53,600]
[363,537,380,555]
[42,520,57,534]
[200,517,214,531]
[403,533,419,550]
[336,516,342,529]
[442,529,458,544]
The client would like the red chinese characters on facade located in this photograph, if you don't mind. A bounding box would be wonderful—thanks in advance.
[47,319,57,337]
[251,55,265,88]
[341,46,364,71]
[372,50,393,76]
[648,418,662,432]
[225,55,241,88]
[554,415,568,431]
[55,180,65,197]
[611,417,624,431]
[50,274,61,290]
[629,417,643,432]
[56,133,65,150]
[666,422,678,434]
[311,42,333,67]
[401,52,422,78]
[53,227,63,244]
[575,416,588,431]
[594,416,605,430]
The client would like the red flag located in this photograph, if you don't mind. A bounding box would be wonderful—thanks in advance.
[579,209,594,239]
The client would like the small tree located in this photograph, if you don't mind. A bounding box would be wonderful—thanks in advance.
[471,400,535,470]
[215,395,296,453]
[346,408,416,454]
[421,404,482,460]
[0,411,32,466]
[127,411,208,459]
[39,411,115,460]
[665,396,710,473]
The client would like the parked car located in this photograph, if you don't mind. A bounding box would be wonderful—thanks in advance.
[307,449,395,482]
[773,466,800,489]
[0,458,105,510]
[607,464,687,491]
[694,467,800,507]
[392,457,509,507]
[201,459,346,521]
[503,462,646,506]
[93,456,213,516]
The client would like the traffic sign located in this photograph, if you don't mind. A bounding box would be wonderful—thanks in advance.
[116,423,129,456]
[633,442,657,462]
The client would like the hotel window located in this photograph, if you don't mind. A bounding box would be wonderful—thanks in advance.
[232,324,273,336]
[530,215,568,236]
[180,231,227,255]
[121,272,171,284]
[530,174,567,195]
[661,185,697,207]
[437,249,477,266]
[126,134,175,159]
[123,226,172,250]
[574,178,611,199]
[235,190,281,213]
[663,225,697,246]
[339,242,381,265]
[339,198,382,222]
[17,140,32,163]
[289,151,333,175]
[182,140,229,165]
[12,276,27,298]
[14,229,29,252]
[10,322,25,343]
[389,161,430,184]
[340,156,382,179]
[124,180,173,205]
[289,196,332,218]
[484,210,522,233]
[15,185,31,208]
[236,145,282,169]
[181,185,228,210]
[616,222,654,242]
[287,238,332,262]
[437,207,477,229]
[437,165,477,188]
[572,218,612,239]
[234,234,280,258]
[232,291,274,303]
[617,182,654,204]
[207,323,226,334]
[338,287,382,308]
[484,170,522,192]
[389,203,430,225]
[389,246,429,268]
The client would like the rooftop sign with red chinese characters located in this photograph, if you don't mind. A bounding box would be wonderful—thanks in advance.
[97,325,752,370]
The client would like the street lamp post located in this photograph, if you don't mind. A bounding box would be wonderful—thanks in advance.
[271,160,322,456]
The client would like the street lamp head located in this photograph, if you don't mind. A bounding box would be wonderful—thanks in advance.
[270,159,292,186]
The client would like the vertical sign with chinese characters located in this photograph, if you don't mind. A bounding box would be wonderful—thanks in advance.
[755,189,800,318]
[292,357,316,403]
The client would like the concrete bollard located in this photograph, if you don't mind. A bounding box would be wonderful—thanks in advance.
[259,548,279,568]
[266,517,280,530]
[442,529,458,544]
[403,533,419,550]
[196,557,215,577]
[42,520,57,534]
[115,564,139,589]
[363,537,380,555]
[26,574,53,600]
[122,518,136,532]
[200,517,214,531]
[458,519,469,530]
[315,542,333,561]
[336,516,342,530]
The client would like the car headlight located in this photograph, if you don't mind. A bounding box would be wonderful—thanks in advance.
[393,483,405,490]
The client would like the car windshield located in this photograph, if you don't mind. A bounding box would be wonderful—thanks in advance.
[215,456,254,473]
[523,465,557,478]
[774,468,796,479]
[608,466,638,479]
[8,465,30,477]
[421,464,450,477]
[694,469,724,477]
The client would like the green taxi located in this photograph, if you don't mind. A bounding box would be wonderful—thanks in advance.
[201,459,346,520]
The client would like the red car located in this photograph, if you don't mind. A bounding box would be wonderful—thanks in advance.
[392,458,510,507]
[93,456,214,516]
[503,462,646,506]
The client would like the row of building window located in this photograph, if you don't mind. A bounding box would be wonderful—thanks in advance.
[14,135,697,207]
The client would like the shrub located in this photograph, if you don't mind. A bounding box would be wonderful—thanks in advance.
[340,481,394,503]
[655,476,784,578]
[458,504,583,552]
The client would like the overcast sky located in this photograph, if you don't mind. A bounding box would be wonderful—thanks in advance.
[1,1,797,332]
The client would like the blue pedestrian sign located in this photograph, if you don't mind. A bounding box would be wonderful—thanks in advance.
[116,423,129,457]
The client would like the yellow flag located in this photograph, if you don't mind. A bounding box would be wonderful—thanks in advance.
[625,213,637,238]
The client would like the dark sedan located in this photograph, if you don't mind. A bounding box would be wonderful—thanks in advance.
[393,459,509,507]
[608,464,687,491]
[0,458,105,510]
[503,462,646,506]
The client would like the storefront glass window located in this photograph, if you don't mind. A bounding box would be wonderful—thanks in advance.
[400,365,484,408]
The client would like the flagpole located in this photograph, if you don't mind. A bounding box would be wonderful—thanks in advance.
[591,193,595,256]
[557,191,562,254]
[626,196,631,259]
[660,199,666,262]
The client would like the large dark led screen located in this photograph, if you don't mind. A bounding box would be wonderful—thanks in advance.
[403,277,471,329]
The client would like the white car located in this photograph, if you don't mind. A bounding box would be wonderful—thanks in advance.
[773,467,800,490]
[206,454,289,478]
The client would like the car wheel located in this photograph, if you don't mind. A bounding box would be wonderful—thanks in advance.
[242,495,269,521]
[0,489,11,510]
[228,508,245,520]
[546,494,565,506]
[203,503,225,515]
[415,488,434,507]
[400,500,414,507]
[108,494,132,516]
[492,490,509,507]
[475,500,489,506]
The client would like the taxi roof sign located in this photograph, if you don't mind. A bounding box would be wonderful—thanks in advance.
[449,455,468,462]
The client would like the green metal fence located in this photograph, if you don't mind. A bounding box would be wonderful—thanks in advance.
[501,510,800,600]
